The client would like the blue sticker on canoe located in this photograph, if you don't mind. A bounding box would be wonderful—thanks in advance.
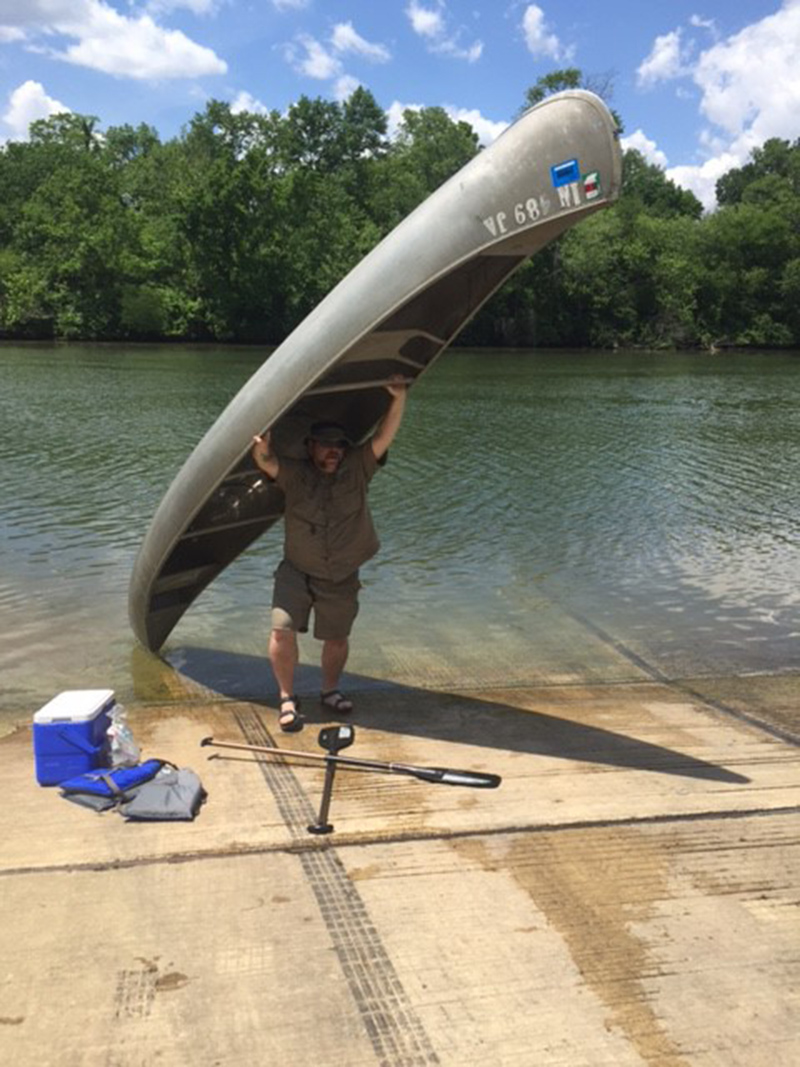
[551,159,580,187]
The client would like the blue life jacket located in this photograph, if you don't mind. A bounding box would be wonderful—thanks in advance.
[59,760,169,810]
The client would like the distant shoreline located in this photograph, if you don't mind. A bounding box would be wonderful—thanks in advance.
[2,338,798,355]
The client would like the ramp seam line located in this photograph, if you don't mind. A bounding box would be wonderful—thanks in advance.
[3,804,797,879]
[234,705,440,1067]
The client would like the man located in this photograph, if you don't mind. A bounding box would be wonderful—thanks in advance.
[251,377,407,731]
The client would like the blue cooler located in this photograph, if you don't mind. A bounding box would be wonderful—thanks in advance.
[33,689,115,786]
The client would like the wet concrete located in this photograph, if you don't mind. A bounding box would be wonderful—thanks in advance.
[1,667,798,1066]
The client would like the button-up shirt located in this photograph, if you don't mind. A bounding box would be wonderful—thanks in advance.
[276,445,380,582]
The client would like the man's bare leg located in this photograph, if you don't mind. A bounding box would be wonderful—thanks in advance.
[269,628,304,730]
[321,637,349,690]
[270,628,299,697]
[320,638,353,712]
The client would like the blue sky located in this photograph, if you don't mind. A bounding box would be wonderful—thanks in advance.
[1,1,798,208]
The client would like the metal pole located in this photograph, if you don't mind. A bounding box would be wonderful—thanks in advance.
[308,759,338,834]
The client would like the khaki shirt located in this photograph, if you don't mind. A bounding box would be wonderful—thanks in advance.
[276,445,380,582]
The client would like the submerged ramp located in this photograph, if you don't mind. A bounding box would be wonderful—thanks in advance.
[130,90,622,651]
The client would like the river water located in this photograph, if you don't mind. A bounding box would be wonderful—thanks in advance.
[1,344,798,729]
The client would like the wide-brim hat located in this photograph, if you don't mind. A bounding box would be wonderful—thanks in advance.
[307,421,353,447]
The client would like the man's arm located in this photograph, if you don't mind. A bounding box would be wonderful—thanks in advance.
[252,430,280,480]
[371,377,408,460]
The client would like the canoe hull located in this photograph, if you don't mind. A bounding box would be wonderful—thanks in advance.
[129,90,623,650]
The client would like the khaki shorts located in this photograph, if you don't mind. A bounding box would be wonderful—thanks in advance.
[271,559,361,640]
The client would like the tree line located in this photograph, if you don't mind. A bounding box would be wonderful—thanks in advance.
[1,79,798,349]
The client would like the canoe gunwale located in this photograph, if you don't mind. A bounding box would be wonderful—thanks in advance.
[130,90,623,651]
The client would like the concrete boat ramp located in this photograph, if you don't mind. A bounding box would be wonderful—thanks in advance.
[1,659,798,1066]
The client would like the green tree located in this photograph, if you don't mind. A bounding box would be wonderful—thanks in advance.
[391,107,479,192]
[700,139,800,344]
[168,102,284,339]
[522,68,584,109]
[621,149,703,219]
[697,202,796,345]
[716,137,800,206]
[521,68,623,130]
[0,111,138,338]
[104,122,161,167]
[0,113,102,247]
[278,95,345,172]
[339,87,388,164]
[3,92,798,348]
[6,153,132,337]
[371,106,479,232]
[29,112,101,153]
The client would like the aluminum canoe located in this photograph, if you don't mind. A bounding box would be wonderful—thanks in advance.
[129,90,623,651]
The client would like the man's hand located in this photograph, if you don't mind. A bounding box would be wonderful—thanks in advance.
[252,431,279,478]
[252,430,272,458]
[385,375,407,399]
[373,376,408,459]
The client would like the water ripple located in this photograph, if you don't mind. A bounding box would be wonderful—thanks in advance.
[2,345,800,715]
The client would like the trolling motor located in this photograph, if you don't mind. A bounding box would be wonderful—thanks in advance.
[308,724,355,834]
[201,724,500,836]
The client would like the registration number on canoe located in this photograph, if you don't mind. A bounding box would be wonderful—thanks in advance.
[481,195,552,238]
[482,170,602,240]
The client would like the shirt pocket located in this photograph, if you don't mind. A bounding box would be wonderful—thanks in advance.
[334,478,363,520]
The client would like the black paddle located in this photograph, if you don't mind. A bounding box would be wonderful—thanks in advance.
[199,733,501,789]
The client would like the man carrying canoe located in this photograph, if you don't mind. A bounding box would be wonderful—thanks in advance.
[252,377,407,731]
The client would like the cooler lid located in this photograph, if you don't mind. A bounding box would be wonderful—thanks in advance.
[34,689,116,724]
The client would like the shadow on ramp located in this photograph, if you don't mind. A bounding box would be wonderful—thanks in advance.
[147,646,750,785]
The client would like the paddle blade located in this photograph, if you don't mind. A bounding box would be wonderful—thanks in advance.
[398,764,502,789]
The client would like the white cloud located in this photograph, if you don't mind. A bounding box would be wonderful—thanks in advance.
[386,99,506,146]
[405,1,483,62]
[287,34,342,79]
[2,79,70,141]
[667,153,741,213]
[522,4,568,61]
[271,0,310,9]
[693,3,800,141]
[62,15,228,79]
[444,105,507,145]
[435,37,483,62]
[334,75,362,102]
[386,100,422,139]
[689,14,717,34]
[620,128,668,168]
[146,0,225,15]
[0,26,26,42]
[698,126,728,156]
[406,2,444,39]
[0,0,227,79]
[647,3,800,210]
[230,90,269,115]
[285,24,390,93]
[0,0,67,28]
[637,29,688,87]
[331,21,390,63]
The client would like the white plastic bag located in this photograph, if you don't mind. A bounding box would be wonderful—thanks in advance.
[107,704,141,768]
